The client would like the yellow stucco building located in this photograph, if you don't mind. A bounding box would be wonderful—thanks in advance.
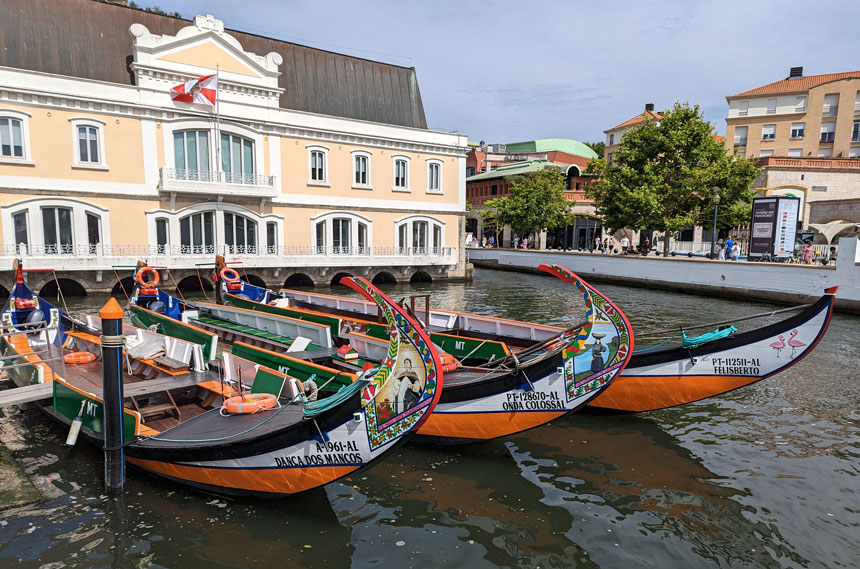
[0,2,468,295]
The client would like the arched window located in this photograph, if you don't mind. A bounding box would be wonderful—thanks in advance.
[394,215,445,255]
[224,212,257,254]
[307,145,329,185]
[221,132,255,183]
[392,155,410,192]
[426,159,443,193]
[352,150,372,188]
[69,117,107,169]
[179,211,215,254]
[311,212,372,255]
[173,129,211,180]
[145,204,282,257]
[1,198,110,256]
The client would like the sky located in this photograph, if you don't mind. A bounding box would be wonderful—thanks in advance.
[147,0,860,145]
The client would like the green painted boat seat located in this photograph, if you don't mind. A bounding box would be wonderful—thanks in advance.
[251,367,286,398]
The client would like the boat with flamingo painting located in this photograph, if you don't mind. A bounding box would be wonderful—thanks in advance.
[588,286,838,412]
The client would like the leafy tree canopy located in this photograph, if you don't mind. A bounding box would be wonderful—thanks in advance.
[585,102,760,253]
[585,141,605,158]
[479,167,575,237]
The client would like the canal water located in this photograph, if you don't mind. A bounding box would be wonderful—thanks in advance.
[0,268,857,568]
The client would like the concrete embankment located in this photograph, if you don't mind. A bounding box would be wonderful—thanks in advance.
[467,237,860,314]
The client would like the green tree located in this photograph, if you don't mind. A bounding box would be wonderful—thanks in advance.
[479,167,575,243]
[585,141,605,158]
[586,102,760,255]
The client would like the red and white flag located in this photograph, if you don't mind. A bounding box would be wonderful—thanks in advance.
[171,74,218,107]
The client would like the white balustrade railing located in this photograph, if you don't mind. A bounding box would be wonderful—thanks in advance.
[160,167,275,188]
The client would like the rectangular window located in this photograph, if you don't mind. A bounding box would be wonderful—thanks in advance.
[820,122,836,142]
[86,212,100,254]
[818,148,833,158]
[156,219,168,254]
[852,121,860,142]
[413,221,428,252]
[433,225,442,252]
[466,166,475,177]
[77,126,99,163]
[173,130,210,179]
[795,95,807,112]
[733,126,748,147]
[180,212,214,253]
[609,133,615,145]
[428,162,441,191]
[0,118,24,157]
[315,221,326,253]
[42,207,73,255]
[761,124,776,140]
[354,155,368,185]
[397,224,407,252]
[221,133,254,183]
[738,101,749,116]
[849,147,860,158]
[332,218,351,253]
[12,211,28,248]
[823,94,839,117]
[357,223,367,250]
[790,123,805,138]
[855,92,860,113]
[394,159,408,188]
[788,148,803,158]
[491,184,498,195]
[267,222,276,254]
[760,150,774,157]
[766,98,777,114]
[310,150,325,182]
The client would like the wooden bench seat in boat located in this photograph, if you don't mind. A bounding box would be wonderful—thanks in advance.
[196,354,302,407]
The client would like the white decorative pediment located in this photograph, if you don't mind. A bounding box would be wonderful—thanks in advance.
[129,14,283,109]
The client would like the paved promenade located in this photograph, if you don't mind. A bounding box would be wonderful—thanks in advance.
[467,237,860,314]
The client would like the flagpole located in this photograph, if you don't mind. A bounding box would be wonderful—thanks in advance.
[215,64,221,183]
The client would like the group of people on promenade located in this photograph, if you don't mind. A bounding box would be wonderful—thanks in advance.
[712,236,741,261]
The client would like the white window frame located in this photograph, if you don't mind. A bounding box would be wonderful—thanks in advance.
[766,99,777,114]
[351,150,372,189]
[737,100,749,117]
[394,214,445,254]
[0,109,33,165]
[392,154,411,192]
[733,126,748,147]
[759,150,774,158]
[820,121,836,142]
[849,146,860,158]
[822,94,839,117]
[761,124,776,140]
[219,131,256,184]
[818,148,833,158]
[788,148,803,158]
[69,117,107,170]
[426,158,443,194]
[307,145,329,186]
[795,96,807,113]
[1,197,111,255]
[163,118,264,182]
[309,211,372,255]
[790,122,805,139]
[144,203,282,256]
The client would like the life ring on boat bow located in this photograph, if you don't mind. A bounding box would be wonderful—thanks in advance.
[439,353,460,373]
[220,268,240,283]
[64,351,97,364]
[135,267,160,287]
[221,393,278,415]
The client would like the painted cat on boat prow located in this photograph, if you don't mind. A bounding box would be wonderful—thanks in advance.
[587,285,839,413]
[412,264,634,444]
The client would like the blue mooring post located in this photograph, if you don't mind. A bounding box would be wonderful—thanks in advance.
[100,297,125,493]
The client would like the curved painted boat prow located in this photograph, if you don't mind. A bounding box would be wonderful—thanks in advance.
[126,277,442,498]
[414,264,633,443]
[589,286,839,413]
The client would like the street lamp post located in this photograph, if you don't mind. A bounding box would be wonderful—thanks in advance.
[709,188,721,260]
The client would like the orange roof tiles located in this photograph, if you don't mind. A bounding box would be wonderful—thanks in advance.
[606,110,662,133]
[730,71,860,98]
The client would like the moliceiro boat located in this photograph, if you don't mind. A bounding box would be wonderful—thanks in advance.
[2,261,443,497]
[216,262,635,443]
[228,262,835,414]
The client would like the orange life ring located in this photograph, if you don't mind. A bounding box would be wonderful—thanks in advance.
[439,353,460,373]
[64,351,97,364]
[135,267,160,287]
[221,393,278,414]
[220,268,240,283]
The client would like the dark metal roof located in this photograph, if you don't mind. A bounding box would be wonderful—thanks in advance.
[0,0,428,129]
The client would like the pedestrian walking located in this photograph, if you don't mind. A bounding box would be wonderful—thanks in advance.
[802,242,814,264]
[642,236,650,256]
[522,237,529,250]
[730,242,740,261]
[620,234,629,254]
[594,235,601,253]
[513,236,520,249]
[718,241,726,260]
[602,238,610,255]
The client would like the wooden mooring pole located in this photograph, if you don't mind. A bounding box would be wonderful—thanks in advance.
[100,298,125,493]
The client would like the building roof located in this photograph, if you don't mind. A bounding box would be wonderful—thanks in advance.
[729,70,860,98]
[504,139,598,159]
[466,160,563,182]
[606,110,662,133]
[0,0,428,129]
